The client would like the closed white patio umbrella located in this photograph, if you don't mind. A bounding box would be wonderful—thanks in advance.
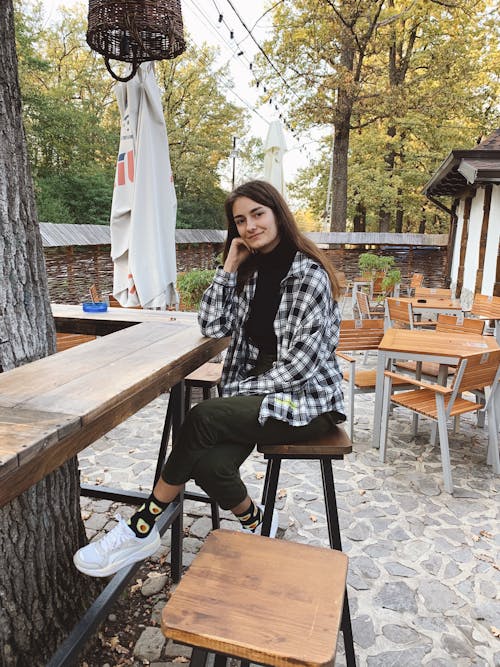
[263,120,287,196]
[110,62,178,309]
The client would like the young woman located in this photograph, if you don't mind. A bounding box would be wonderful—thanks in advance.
[74,180,345,577]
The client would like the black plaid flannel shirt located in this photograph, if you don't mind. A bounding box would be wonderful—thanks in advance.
[198,252,345,426]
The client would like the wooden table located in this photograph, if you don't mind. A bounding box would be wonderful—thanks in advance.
[394,296,463,319]
[52,302,199,336]
[0,321,228,504]
[0,319,228,665]
[372,328,500,448]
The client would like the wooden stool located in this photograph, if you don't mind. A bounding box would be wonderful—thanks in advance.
[257,425,356,666]
[155,362,224,531]
[161,529,349,667]
[184,361,223,413]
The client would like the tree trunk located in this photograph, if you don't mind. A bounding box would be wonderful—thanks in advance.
[353,201,366,232]
[330,38,355,233]
[0,2,99,663]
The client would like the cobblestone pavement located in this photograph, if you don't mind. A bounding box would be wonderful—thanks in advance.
[78,303,500,667]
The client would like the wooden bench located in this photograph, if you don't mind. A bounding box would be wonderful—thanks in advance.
[162,530,350,667]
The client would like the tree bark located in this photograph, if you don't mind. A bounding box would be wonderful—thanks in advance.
[0,2,99,663]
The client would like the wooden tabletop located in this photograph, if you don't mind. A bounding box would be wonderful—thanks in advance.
[379,327,499,357]
[52,303,198,335]
[395,296,463,310]
[0,321,228,507]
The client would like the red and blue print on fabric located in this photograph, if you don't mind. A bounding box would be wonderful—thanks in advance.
[116,150,134,186]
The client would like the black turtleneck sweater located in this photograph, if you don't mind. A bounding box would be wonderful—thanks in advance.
[244,240,296,354]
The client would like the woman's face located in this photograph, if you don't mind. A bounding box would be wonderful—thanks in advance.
[232,196,280,254]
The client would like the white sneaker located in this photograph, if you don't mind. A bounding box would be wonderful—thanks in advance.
[73,515,161,577]
[241,504,279,538]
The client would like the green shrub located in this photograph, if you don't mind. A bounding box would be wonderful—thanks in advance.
[177,269,215,311]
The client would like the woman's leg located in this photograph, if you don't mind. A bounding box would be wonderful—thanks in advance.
[162,394,338,520]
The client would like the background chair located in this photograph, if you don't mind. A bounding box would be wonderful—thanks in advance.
[379,349,500,493]
[385,297,436,330]
[353,289,384,320]
[337,319,411,440]
[406,272,424,296]
[470,293,500,336]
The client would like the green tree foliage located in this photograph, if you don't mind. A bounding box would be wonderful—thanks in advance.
[15,2,249,228]
[156,44,249,228]
[258,0,500,233]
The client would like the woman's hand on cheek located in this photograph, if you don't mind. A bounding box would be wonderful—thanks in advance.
[223,238,252,273]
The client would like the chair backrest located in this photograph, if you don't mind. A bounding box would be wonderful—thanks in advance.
[414,287,452,299]
[436,314,485,335]
[385,297,414,329]
[89,283,100,303]
[354,289,373,319]
[452,349,500,396]
[338,319,385,351]
[409,273,424,289]
[470,293,500,319]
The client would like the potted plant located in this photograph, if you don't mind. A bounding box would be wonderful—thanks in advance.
[358,252,401,300]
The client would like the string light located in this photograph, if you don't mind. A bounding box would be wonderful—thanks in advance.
[184,0,316,162]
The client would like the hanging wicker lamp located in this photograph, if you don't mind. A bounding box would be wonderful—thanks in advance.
[86,0,186,82]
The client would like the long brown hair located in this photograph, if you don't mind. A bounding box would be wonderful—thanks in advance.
[223,180,340,300]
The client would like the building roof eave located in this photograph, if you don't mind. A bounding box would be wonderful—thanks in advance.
[423,149,500,198]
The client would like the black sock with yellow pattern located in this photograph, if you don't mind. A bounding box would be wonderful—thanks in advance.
[235,499,262,532]
[127,493,169,538]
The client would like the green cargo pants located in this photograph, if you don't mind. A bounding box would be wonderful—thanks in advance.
[161,393,344,510]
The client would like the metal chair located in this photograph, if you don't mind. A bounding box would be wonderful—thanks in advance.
[380,349,500,493]
[385,297,437,330]
[337,319,413,440]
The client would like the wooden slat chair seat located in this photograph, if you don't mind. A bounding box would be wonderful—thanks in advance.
[256,424,356,666]
[380,349,500,494]
[161,530,350,667]
[343,367,410,389]
[337,319,413,440]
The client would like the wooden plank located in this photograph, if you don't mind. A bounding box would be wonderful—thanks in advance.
[0,407,80,474]
[476,185,492,294]
[40,223,449,249]
[0,322,186,408]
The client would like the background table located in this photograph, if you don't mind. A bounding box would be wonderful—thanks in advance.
[52,302,198,335]
[394,296,463,319]
[372,328,499,448]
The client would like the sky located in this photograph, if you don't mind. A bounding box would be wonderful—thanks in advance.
[38,0,316,186]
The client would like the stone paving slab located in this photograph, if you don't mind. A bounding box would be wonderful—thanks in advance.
[78,300,500,666]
